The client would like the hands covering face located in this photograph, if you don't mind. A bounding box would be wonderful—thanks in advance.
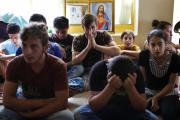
[107,72,137,90]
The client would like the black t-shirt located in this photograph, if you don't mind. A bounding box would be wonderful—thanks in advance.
[73,31,112,70]
[139,49,179,90]
[49,34,74,63]
[89,60,145,106]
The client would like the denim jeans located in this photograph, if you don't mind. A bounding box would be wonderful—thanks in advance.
[0,107,74,120]
[68,65,84,79]
[74,104,160,120]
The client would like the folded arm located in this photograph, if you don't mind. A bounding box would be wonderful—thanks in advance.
[20,89,68,118]
[3,81,51,112]
[93,41,120,56]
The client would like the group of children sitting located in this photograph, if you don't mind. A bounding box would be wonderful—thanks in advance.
[0,13,180,120]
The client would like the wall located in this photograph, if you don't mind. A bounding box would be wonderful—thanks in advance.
[172,0,180,44]
[113,0,174,48]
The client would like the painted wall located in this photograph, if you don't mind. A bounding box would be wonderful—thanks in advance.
[114,0,174,49]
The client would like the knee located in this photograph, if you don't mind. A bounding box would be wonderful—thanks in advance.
[48,109,74,120]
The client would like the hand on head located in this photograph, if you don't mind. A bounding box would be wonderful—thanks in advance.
[107,72,137,91]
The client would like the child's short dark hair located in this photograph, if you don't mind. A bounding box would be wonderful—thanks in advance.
[81,14,97,28]
[107,56,136,81]
[147,29,167,43]
[20,22,48,46]
[6,23,20,34]
[120,31,135,40]
[29,13,47,24]
[53,16,69,29]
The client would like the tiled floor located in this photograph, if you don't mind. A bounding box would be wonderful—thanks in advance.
[68,91,89,111]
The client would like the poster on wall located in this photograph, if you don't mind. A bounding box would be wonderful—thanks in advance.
[90,1,114,32]
[66,3,88,24]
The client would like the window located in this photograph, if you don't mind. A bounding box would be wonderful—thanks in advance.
[172,0,180,44]
[0,0,65,28]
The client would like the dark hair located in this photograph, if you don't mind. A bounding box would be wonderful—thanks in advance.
[20,22,48,46]
[29,14,47,24]
[53,16,69,29]
[174,21,180,33]
[151,20,172,30]
[81,14,97,28]
[6,23,20,34]
[107,56,136,81]
[147,29,167,43]
[120,31,135,40]
[152,19,159,29]
[97,5,104,15]
[157,21,172,30]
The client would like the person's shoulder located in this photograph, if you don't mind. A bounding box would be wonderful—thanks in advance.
[97,31,110,36]
[67,34,74,40]
[119,44,125,49]
[171,52,179,61]
[91,60,108,72]
[74,34,86,41]
[140,49,149,55]
[132,44,140,48]
[49,34,58,41]
[47,54,65,66]
[48,41,59,47]
[132,44,140,50]
[0,39,11,45]
[8,55,25,66]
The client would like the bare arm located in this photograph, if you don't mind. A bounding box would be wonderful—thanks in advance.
[89,74,122,111]
[72,39,92,65]
[140,66,177,98]
[3,81,51,112]
[89,85,115,111]
[0,54,15,61]
[93,41,120,56]
[126,88,146,111]
[121,50,140,59]
[154,73,177,99]
[123,74,146,111]
[20,89,68,118]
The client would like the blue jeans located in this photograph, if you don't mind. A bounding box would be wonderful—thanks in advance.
[68,65,84,79]
[74,105,101,120]
[0,107,74,120]
[74,105,160,120]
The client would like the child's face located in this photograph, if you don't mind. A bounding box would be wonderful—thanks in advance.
[122,34,134,48]
[148,36,166,58]
[9,33,20,44]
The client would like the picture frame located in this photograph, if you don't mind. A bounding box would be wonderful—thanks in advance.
[66,3,89,25]
[90,0,114,32]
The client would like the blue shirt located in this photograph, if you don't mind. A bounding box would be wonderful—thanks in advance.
[16,41,62,58]
[0,39,18,54]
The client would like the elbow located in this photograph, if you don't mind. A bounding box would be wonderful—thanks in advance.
[3,98,12,109]
[112,47,121,56]
[88,99,99,112]
[88,101,96,112]
[134,100,147,112]
[72,57,82,65]
[138,103,147,111]
[58,99,68,110]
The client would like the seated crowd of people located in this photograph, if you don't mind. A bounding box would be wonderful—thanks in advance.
[0,13,180,120]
